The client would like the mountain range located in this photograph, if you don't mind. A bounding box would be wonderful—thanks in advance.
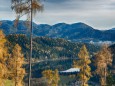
[0,20,115,42]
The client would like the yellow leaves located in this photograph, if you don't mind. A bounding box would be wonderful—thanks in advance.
[42,69,60,86]
[0,30,6,46]
[0,63,7,78]
[73,45,91,86]
[72,60,81,68]
[53,69,60,85]
[96,44,112,66]
[0,31,25,86]
[7,44,25,86]
[78,45,89,59]
[0,30,8,85]
[83,84,88,86]
[0,30,5,39]
[43,70,53,78]
[95,44,112,86]
[0,30,7,60]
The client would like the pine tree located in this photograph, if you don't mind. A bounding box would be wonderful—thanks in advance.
[73,45,91,86]
[8,44,25,86]
[95,44,112,86]
[0,30,8,85]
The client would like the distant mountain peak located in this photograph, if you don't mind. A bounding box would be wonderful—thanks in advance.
[73,22,86,25]
[52,22,68,27]
[71,22,94,30]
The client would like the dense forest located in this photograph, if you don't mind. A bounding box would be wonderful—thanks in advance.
[6,34,100,60]
[0,29,115,86]
[0,32,114,86]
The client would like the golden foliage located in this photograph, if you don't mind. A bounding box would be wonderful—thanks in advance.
[0,30,8,85]
[42,69,60,86]
[0,30,25,85]
[95,44,112,86]
[73,45,91,86]
[7,44,25,86]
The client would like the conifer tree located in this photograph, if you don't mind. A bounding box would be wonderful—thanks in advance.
[42,69,60,86]
[11,1,43,85]
[73,45,91,86]
[8,44,25,86]
[0,30,8,85]
[52,69,60,86]
[95,44,112,86]
[42,70,53,85]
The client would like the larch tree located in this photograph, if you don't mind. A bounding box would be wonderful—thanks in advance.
[42,70,53,86]
[11,0,43,85]
[52,69,60,86]
[95,44,112,86]
[73,45,91,86]
[0,30,8,85]
[42,69,60,86]
[8,44,25,86]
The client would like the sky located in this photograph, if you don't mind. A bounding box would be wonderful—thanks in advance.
[0,0,115,30]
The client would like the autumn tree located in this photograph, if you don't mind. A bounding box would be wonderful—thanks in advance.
[0,30,8,85]
[8,44,25,86]
[95,44,112,86]
[42,69,60,86]
[52,69,60,86]
[11,0,43,85]
[73,45,91,86]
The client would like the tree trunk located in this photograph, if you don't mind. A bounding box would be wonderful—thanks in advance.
[29,0,33,86]
[104,67,107,86]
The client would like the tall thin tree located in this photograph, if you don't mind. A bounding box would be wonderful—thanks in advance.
[11,0,43,86]
[95,44,112,86]
[73,45,91,86]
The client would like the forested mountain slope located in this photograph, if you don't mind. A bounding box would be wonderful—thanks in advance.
[6,34,100,60]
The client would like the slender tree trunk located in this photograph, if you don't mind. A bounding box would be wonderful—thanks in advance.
[83,59,86,86]
[29,0,33,86]
[83,66,85,86]
[15,58,16,86]
[104,67,107,86]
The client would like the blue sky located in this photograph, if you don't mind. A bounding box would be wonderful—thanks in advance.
[0,0,115,30]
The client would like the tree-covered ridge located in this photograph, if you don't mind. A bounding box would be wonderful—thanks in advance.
[1,20,115,42]
[6,34,100,60]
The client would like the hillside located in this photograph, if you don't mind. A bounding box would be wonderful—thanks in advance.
[109,44,115,74]
[1,20,115,42]
[6,34,100,60]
